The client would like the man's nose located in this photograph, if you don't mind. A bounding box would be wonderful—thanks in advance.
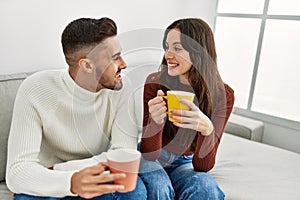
[119,56,127,69]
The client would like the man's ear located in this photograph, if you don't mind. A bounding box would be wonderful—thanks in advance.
[78,58,94,73]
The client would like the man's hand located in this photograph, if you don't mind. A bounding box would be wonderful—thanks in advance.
[70,163,126,199]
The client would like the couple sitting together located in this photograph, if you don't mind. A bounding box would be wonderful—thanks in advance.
[6,17,234,200]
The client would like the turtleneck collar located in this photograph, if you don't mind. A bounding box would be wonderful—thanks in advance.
[62,69,106,102]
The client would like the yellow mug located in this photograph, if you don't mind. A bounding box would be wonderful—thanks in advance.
[163,90,195,122]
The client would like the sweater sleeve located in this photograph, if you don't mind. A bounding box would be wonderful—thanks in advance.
[192,84,235,172]
[6,81,76,197]
[53,153,107,171]
[140,73,164,160]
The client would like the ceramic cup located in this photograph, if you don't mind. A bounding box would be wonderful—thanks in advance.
[106,148,141,193]
[163,90,195,122]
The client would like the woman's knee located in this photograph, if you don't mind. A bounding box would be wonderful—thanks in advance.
[118,176,147,200]
[174,172,224,200]
[139,167,172,190]
[138,160,175,199]
[195,173,222,191]
[139,158,172,187]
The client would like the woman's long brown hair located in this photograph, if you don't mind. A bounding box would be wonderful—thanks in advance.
[159,18,226,151]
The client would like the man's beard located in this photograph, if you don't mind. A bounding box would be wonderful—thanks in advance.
[100,80,123,90]
[96,68,123,90]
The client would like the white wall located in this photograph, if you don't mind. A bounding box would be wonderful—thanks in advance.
[0,0,217,75]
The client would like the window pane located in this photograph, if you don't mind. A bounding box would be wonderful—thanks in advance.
[217,0,265,14]
[252,20,300,122]
[268,0,300,15]
[215,17,261,108]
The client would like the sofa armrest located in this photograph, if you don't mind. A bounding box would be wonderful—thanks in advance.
[224,114,264,142]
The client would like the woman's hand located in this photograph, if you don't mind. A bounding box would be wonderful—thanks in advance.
[148,90,167,125]
[170,99,214,136]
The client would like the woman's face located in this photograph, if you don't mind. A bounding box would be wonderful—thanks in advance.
[164,28,192,82]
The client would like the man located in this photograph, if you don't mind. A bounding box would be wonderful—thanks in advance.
[6,17,147,200]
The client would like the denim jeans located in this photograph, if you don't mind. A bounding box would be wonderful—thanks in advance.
[13,176,147,200]
[139,149,225,200]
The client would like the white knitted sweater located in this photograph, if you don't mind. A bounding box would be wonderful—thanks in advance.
[6,69,139,197]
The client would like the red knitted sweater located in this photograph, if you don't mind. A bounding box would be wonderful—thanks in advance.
[140,72,235,172]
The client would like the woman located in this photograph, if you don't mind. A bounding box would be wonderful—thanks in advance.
[139,18,234,200]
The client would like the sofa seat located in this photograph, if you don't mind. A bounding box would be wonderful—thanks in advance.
[212,133,300,200]
[0,181,12,200]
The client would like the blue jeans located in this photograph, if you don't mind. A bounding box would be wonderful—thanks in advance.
[139,149,225,200]
[14,176,147,200]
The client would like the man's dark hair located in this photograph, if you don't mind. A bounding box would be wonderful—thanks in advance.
[61,17,117,67]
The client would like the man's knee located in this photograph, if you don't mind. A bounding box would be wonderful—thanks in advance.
[14,194,59,200]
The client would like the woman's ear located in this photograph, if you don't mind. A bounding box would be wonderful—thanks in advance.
[78,58,94,73]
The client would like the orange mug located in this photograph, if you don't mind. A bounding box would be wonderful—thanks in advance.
[106,148,141,193]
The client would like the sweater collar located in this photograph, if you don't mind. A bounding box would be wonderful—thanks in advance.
[62,70,106,102]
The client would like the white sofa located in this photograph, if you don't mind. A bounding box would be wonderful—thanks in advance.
[1,66,300,200]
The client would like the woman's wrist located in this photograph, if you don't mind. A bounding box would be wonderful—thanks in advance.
[201,120,214,136]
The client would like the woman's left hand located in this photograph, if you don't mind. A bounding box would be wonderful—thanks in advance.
[170,99,214,136]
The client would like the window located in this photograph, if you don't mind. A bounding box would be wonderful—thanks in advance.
[215,17,260,108]
[253,19,300,122]
[215,0,300,128]
[217,0,264,14]
[268,0,300,15]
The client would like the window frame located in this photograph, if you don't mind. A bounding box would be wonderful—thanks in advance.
[214,0,300,131]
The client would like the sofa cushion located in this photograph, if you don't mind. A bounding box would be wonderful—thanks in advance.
[224,113,264,142]
[0,181,12,200]
[0,72,33,181]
